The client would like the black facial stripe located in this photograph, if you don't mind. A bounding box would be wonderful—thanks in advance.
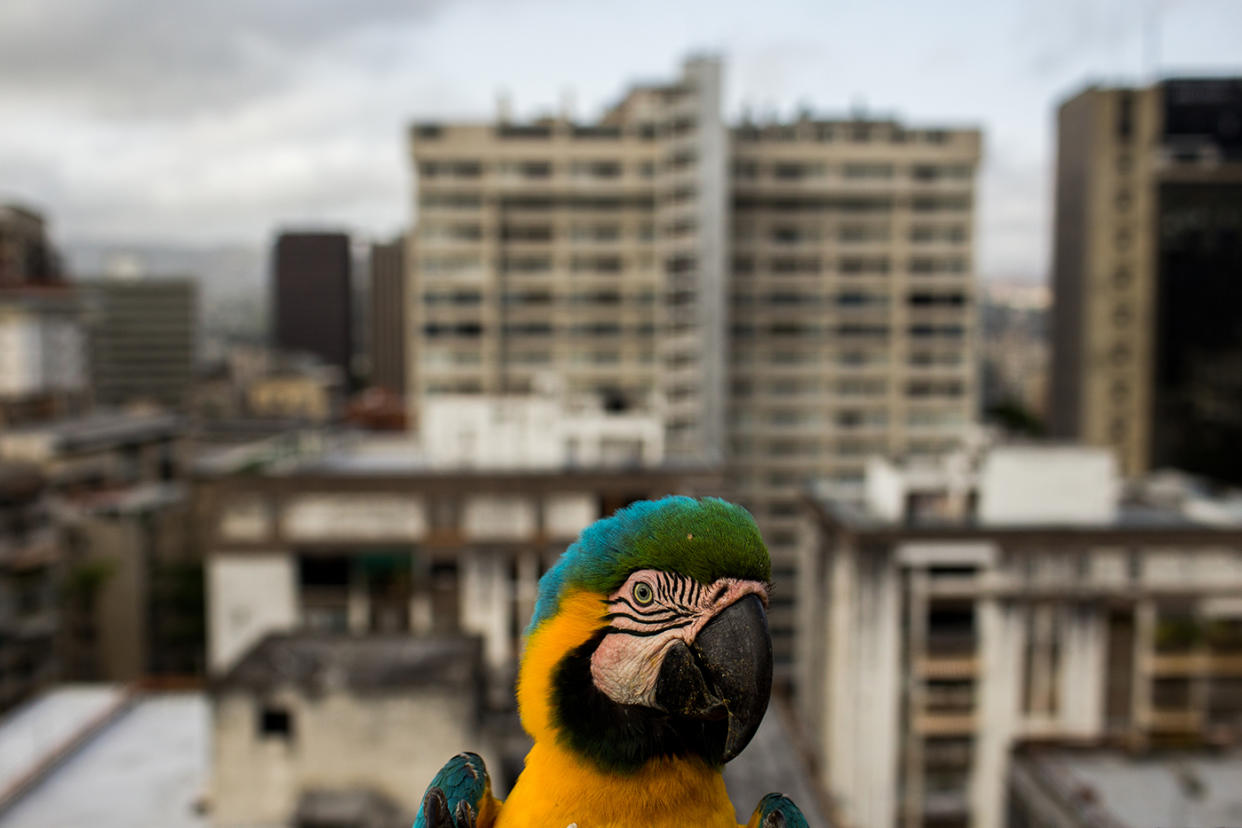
[655,575,672,603]
[710,583,728,604]
[604,611,681,625]
[608,598,677,618]
[605,618,695,637]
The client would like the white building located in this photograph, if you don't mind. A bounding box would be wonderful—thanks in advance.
[418,392,663,470]
[798,444,1242,828]
[0,290,85,404]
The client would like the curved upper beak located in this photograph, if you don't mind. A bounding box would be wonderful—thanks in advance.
[653,593,773,763]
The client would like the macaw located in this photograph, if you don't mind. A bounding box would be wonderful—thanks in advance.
[415,496,811,828]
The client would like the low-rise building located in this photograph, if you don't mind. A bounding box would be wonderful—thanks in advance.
[194,434,720,699]
[211,633,490,828]
[798,444,1242,828]
[0,463,61,712]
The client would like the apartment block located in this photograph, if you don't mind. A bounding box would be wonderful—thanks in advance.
[1051,78,1242,483]
[408,57,727,463]
[80,278,198,411]
[797,445,1242,828]
[730,118,981,656]
[0,204,61,287]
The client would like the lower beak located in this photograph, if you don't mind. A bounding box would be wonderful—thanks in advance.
[654,594,773,763]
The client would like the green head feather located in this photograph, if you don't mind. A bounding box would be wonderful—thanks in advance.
[527,496,770,633]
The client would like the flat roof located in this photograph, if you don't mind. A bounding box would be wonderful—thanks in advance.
[0,693,207,828]
[805,496,1242,546]
[0,685,125,798]
[4,411,181,452]
[1016,748,1242,828]
[216,633,483,695]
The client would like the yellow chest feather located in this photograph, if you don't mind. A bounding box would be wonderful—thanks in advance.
[495,743,740,828]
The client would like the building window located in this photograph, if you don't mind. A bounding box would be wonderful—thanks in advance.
[1117,91,1134,141]
[259,706,293,740]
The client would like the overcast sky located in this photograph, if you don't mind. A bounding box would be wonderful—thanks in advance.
[2,0,1240,282]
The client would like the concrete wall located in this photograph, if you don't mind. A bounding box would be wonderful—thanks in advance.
[207,556,296,674]
[212,688,488,826]
[978,446,1118,525]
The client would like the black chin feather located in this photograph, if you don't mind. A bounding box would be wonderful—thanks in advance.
[548,631,727,774]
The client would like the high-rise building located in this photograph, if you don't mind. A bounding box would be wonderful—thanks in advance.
[797,445,1242,828]
[0,204,61,288]
[1050,78,1242,483]
[728,116,980,651]
[408,57,727,463]
[407,56,981,669]
[369,236,408,395]
[81,278,197,410]
[272,232,354,379]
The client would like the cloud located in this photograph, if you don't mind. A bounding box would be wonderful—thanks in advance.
[0,0,448,118]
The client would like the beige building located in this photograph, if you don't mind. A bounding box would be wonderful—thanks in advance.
[1050,78,1242,483]
[408,57,982,671]
[408,56,727,464]
[797,444,1242,828]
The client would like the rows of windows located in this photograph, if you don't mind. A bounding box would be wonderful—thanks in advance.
[728,290,968,307]
[732,123,956,145]
[732,256,970,275]
[732,161,972,180]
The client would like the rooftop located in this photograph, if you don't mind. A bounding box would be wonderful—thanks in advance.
[1015,747,1242,828]
[1,411,181,454]
[216,633,483,695]
[0,692,207,828]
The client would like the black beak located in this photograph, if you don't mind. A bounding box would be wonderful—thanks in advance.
[653,594,773,763]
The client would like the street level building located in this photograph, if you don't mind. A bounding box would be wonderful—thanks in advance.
[798,444,1242,828]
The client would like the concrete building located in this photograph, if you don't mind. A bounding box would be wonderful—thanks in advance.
[0,286,88,425]
[368,237,407,397]
[798,444,1242,828]
[1050,78,1242,483]
[418,392,664,470]
[408,56,982,670]
[193,434,720,695]
[80,278,198,411]
[980,281,1049,426]
[0,464,61,713]
[408,56,727,464]
[0,412,201,682]
[211,633,489,828]
[273,232,353,379]
[0,204,61,287]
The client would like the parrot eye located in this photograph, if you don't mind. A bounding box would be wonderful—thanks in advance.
[632,581,654,606]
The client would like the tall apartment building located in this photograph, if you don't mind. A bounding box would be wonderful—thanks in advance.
[369,236,408,396]
[1051,78,1242,483]
[272,232,353,379]
[797,445,1242,828]
[80,278,197,411]
[408,57,980,668]
[408,57,727,463]
[729,117,980,651]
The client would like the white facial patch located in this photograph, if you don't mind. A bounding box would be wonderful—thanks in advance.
[589,569,769,708]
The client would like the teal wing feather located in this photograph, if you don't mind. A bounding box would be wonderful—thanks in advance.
[413,752,495,828]
[750,793,810,828]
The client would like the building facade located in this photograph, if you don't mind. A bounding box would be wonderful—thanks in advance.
[0,204,60,288]
[369,237,408,397]
[0,463,61,712]
[273,232,354,380]
[407,57,982,669]
[797,445,1242,828]
[408,57,727,464]
[0,287,87,425]
[80,278,197,411]
[1050,78,1242,483]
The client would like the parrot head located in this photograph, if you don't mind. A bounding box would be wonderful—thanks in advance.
[517,496,774,773]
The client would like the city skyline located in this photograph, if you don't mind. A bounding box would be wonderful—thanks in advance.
[1,0,1241,284]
